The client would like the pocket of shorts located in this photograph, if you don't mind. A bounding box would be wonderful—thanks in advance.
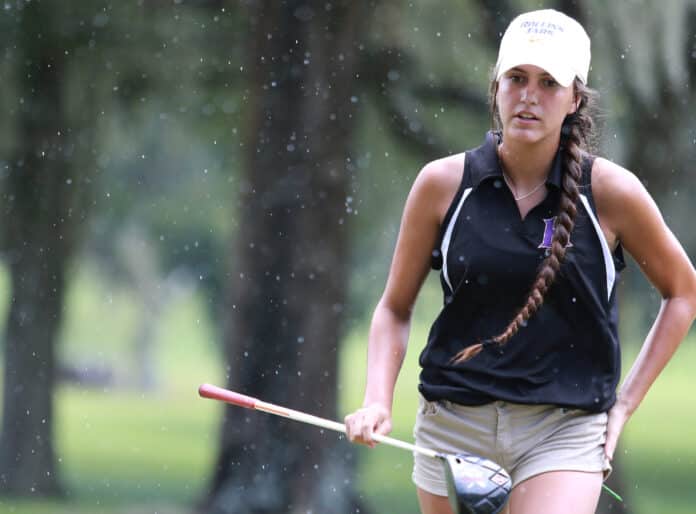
[417,395,442,417]
[558,406,587,416]
[556,407,609,428]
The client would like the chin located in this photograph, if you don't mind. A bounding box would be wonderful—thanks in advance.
[504,122,562,146]
[504,127,546,144]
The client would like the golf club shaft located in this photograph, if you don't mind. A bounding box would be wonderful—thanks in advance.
[198,383,440,459]
[199,383,622,502]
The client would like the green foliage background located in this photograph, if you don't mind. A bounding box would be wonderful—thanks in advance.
[1,0,695,512]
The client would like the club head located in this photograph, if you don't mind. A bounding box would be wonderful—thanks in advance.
[441,453,511,514]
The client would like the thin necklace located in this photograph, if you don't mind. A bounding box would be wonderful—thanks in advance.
[502,172,546,201]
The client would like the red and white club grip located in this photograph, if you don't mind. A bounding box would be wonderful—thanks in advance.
[198,383,258,410]
[197,383,440,460]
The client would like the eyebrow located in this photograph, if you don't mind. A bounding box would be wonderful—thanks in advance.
[505,66,558,82]
[507,67,554,78]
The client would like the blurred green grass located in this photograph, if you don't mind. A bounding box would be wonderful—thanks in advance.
[0,266,694,513]
[0,384,220,514]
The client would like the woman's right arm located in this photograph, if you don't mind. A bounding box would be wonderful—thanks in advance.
[344,155,464,446]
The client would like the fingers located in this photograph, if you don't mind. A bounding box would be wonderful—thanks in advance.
[604,429,618,461]
[344,404,392,448]
[604,403,630,461]
[604,415,624,460]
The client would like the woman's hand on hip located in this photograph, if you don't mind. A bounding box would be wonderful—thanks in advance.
[344,403,392,448]
[604,401,631,461]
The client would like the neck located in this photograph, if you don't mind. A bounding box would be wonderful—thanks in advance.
[497,133,560,187]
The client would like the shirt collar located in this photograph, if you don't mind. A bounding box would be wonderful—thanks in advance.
[470,130,564,190]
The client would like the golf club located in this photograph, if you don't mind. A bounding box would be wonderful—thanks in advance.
[198,383,512,514]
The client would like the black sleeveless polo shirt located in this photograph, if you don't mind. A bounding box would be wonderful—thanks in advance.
[418,131,625,413]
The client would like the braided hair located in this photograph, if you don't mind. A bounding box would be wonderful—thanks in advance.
[452,77,598,364]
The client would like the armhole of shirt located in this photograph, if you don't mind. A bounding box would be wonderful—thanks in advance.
[583,154,625,269]
[580,154,626,301]
[430,155,470,270]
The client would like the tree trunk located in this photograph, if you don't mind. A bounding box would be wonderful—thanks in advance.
[202,2,372,513]
[0,2,91,497]
[0,52,68,500]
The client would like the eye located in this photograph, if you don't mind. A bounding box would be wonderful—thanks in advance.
[542,78,559,88]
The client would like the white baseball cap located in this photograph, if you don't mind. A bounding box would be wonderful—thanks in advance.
[494,9,591,87]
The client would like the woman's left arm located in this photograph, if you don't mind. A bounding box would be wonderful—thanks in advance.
[593,158,696,460]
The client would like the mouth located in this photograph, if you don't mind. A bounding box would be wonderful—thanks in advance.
[515,112,540,121]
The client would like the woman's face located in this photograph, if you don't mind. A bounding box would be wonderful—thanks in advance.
[496,64,577,145]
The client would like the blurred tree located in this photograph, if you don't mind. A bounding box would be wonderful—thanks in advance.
[202,2,374,513]
[81,0,248,354]
[0,0,248,495]
[603,2,696,201]
[0,0,100,496]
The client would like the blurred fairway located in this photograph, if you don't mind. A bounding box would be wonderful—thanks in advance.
[0,267,694,513]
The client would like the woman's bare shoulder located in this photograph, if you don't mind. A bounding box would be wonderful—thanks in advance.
[416,152,466,192]
[406,152,466,225]
[591,156,645,205]
[591,156,657,240]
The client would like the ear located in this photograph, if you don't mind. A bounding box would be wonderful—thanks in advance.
[567,94,580,115]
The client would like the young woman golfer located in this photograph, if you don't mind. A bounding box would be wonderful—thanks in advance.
[345,9,696,514]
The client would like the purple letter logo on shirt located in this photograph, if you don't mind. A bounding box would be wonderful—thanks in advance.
[539,217,572,249]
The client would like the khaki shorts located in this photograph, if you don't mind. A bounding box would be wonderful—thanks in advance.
[412,395,611,497]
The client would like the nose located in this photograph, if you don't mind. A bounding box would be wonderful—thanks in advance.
[521,84,539,104]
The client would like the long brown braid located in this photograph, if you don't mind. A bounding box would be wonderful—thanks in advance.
[452,78,597,364]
